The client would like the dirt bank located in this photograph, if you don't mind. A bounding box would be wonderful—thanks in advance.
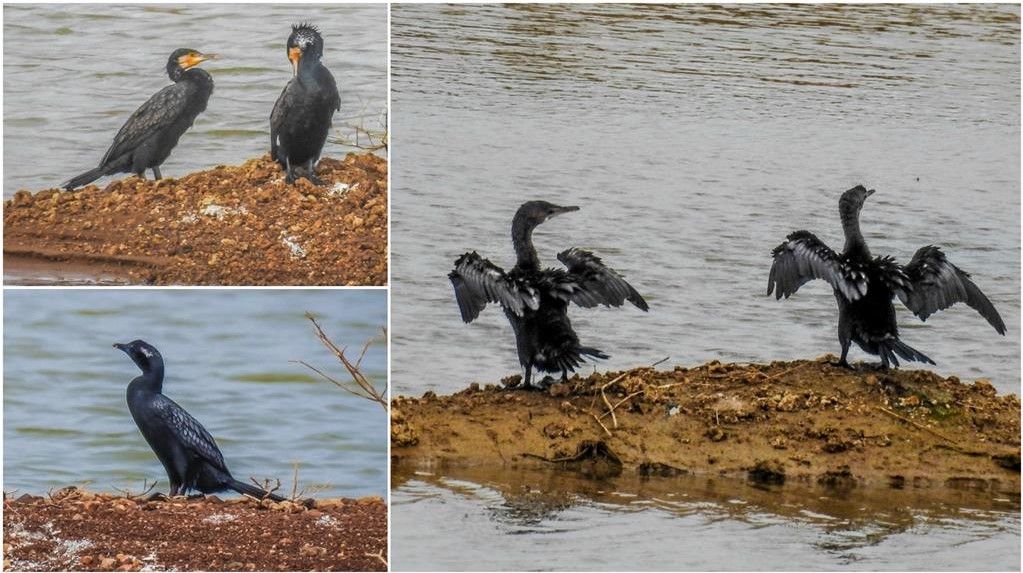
[391,358,1020,494]
[3,153,386,285]
[3,488,387,571]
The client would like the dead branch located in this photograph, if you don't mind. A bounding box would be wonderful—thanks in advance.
[112,478,157,500]
[297,312,387,410]
[879,403,957,448]
[365,551,388,568]
[248,476,282,501]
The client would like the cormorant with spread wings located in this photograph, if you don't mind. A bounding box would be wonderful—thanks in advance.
[768,185,1005,369]
[449,201,648,388]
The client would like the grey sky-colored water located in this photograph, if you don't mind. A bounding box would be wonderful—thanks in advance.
[390,4,1021,570]
[3,3,386,196]
[4,289,387,498]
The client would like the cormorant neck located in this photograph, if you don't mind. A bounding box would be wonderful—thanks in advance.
[130,365,164,394]
[297,56,322,81]
[512,219,540,270]
[840,207,870,258]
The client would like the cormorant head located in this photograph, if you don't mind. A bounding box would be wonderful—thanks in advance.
[167,48,217,78]
[839,184,875,217]
[287,23,325,76]
[113,339,163,374]
[514,201,580,230]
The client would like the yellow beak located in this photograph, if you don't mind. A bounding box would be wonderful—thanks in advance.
[179,51,218,70]
[289,46,302,76]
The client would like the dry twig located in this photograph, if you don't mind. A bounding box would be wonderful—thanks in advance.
[112,478,156,500]
[296,312,387,410]
[876,406,959,446]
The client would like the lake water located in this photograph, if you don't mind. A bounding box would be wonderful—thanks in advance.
[3,289,388,499]
[3,3,386,196]
[390,4,1021,570]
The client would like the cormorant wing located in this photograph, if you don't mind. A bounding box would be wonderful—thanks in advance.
[898,245,1006,334]
[151,394,229,472]
[556,248,649,311]
[101,81,199,166]
[317,65,341,112]
[768,230,868,301]
[269,82,290,163]
[449,251,539,322]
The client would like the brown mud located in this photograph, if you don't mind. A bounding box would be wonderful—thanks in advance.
[392,358,1021,498]
[3,488,387,572]
[3,153,387,286]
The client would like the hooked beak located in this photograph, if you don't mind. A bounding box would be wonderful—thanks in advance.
[865,188,875,198]
[289,46,302,76]
[113,343,130,353]
[180,51,217,70]
[550,205,580,218]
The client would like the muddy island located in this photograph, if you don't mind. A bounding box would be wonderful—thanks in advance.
[392,358,1020,495]
[3,153,386,286]
[3,488,387,571]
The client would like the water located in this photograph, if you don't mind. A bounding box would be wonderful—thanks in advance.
[3,289,388,499]
[3,3,386,196]
[391,3,1021,397]
[393,466,1021,571]
[390,4,1021,570]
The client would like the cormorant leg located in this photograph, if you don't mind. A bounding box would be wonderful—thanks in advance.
[285,158,296,184]
[561,369,569,383]
[169,482,181,497]
[833,342,853,369]
[305,159,325,186]
[152,166,162,180]
[523,365,532,389]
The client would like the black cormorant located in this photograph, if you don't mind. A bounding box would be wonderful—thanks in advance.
[768,185,1005,369]
[449,201,649,388]
[270,24,340,185]
[114,340,285,501]
[63,49,216,191]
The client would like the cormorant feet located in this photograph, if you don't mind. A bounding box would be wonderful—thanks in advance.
[519,376,556,392]
[831,360,854,370]
[306,173,326,186]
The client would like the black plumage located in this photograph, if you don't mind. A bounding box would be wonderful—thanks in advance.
[449,201,649,388]
[114,340,284,501]
[270,24,340,185]
[768,185,1005,369]
[63,49,216,191]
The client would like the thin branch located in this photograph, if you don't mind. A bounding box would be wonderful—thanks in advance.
[299,312,387,410]
[876,406,959,446]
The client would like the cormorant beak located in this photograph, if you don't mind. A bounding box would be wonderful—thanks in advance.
[289,46,302,76]
[550,205,580,218]
[865,188,875,198]
[179,52,217,70]
[113,343,128,352]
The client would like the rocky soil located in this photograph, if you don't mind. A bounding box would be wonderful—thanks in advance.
[3,487,387,571]
[3,153,387,285]
[392,357,1020,494]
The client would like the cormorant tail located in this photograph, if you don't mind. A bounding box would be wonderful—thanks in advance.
[62,167,106,191]
[881,338,935,367]
[227,478,286,502]
[578,346,610,361]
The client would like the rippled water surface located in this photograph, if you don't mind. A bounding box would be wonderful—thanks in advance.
[3,3,386,196]
[391,4,1020,570]
[4,290,387,498]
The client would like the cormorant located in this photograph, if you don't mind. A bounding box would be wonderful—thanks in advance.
[270,24,340,185]
[768,185,1005,369]
[449,201,649,388]
[63,49,216,191]
[114,340,285,501]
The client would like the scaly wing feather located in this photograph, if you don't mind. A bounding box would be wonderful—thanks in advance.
[151,395,228,472]
[899,245,1005,334]
[556,248,648,311]
[768,230,867,301]
[449,252,538,322]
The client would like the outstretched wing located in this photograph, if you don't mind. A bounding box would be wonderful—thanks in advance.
[768,230,867,301]
[102,82,197,165]
[899,245,1005,334]
[449,252,538,322]
[151,394,228,472]
[556,248,648,311]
